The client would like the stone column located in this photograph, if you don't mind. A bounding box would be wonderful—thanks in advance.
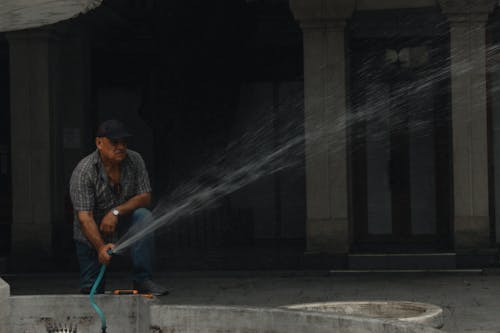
[492,40,500,244]
[438,0,496,249]
[6,28,65,261]
[290,0,355,253]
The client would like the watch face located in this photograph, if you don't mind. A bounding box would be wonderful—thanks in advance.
[112,209,119,216]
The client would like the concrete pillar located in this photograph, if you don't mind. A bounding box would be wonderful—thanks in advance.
[6,28,65,260]
[0,278,9,333]
[438,0,496,249]
[491,22,500,244]
[290,0,355,253]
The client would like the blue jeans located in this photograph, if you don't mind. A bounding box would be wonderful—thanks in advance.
[75,208,154,290]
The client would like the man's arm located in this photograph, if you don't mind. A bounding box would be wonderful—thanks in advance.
[77,211,114,264]
[115,192,151,216]
[99,192,152,235]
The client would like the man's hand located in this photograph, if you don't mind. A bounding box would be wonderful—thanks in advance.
[98,243,115,265]
[100,211,118,235]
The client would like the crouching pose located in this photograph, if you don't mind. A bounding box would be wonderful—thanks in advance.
[70,119,168,296]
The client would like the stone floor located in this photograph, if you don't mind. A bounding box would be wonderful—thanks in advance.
[3,269,500,332]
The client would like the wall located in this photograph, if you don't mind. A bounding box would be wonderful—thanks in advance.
[8,294,152,333]
[0,278,9,333]
[150,304,444,333]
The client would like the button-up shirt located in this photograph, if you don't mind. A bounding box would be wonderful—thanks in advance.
[69,149,152,246]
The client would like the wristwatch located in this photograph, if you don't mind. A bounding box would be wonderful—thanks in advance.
[112,208,120,217]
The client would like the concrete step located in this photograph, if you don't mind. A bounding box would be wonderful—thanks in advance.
[348,253,457,270]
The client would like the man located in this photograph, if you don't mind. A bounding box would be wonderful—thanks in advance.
[69,119,168,296]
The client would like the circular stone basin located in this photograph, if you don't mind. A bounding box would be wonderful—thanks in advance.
[283,301,443,328]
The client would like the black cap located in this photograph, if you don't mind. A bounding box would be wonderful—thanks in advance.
[96,120,132,139]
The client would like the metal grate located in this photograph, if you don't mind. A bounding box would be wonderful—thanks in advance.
[46,323,77,333]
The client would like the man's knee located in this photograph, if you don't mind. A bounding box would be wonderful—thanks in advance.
[131,208,152,224]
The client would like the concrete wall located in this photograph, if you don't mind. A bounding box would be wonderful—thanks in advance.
[3,291,444,333]
[150,305,444,333]
[7,29,65,260]
[7,23,94,268]
[8,294,152,333]
[0,278,9,333]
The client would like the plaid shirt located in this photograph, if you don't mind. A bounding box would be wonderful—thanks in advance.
[70,149,152,246]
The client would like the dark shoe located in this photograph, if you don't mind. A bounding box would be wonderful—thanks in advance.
[133,279,169,296]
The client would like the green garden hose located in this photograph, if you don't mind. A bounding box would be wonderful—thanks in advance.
[89,249,112,333]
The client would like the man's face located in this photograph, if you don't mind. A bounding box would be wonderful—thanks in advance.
[96,137,128,163]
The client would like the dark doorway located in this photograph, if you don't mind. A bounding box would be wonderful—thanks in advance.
[349,30,452,252]
[85,0,305,269]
